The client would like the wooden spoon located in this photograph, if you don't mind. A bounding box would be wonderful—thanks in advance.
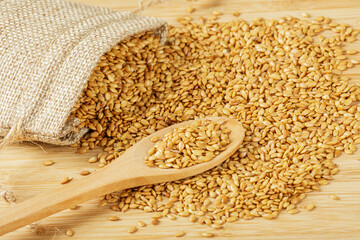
[0,117,245,236]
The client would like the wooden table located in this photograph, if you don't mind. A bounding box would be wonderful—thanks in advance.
[1,0,360,239]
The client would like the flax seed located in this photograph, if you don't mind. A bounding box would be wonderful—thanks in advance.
[66,228,74,237]
[43,160,54,166]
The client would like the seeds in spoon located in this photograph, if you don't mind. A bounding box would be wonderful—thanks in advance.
[145,120,231,169]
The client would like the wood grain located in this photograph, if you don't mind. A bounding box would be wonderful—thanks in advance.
[1,0,360,239]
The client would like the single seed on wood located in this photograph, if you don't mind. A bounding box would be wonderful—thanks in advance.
[210,224,222,229]
[190,215,197,223]
[61,177,73,184]
[175,231,186,237]
[69,205,80,210]
[66,229,74,237]
[167,214,176,220]
[187,6,195,13]
[128,226,137,234]
[330,194,340,200]
[347,50,358,55]
[43,160,54,166]
[212,10,222,16]
[108,216,120,221]
[80,170,91,176]
[233,11,240,17]
[202,232,214,238]
[302,12,310,18]
[287,209,299,214]
[137,221,146,227]
[151,219,160,225]
[306,204,315,211]
[152,212,162,219]
[88,157,98,163]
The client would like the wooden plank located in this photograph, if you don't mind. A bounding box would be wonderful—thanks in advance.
[1,0,360,239]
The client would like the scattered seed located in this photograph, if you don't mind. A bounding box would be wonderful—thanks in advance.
[306,204,315,211]
[167,214,176,220]
[128,226,137,234]
[43,160,54,166]
[347,50,358,55]
[187,6,195,13]
[152,212,162,219]
[88,157,98,163]
[212,10,222,16]
[151,219,160,225]
[108,216,120,221]
[175,231,186,237]
[233,11,240,17]
[287,209,299,214]
[69,205,80,210]
[202,232,214,238]
[80,170,91,176]
[210,224,222,229]
[302,12,310,18]
[66,229,74,237]
[330,194,340,200]
[137,220,146,227]
[61,177,72,184]
[190,215,197,223]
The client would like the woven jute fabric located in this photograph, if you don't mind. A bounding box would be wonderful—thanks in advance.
[0,0,167,147]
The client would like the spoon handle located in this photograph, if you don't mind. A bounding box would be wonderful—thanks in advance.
[0,162,131,236]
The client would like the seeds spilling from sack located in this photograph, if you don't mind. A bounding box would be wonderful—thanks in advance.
[145,119,231,169]
[71,15,360,225]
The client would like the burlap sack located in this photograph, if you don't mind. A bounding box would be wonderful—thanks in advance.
[0,0,167,147]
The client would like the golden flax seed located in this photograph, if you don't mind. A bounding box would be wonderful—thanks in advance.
[151,219,160,225]
[302,12,310,18]
[330,194,340,200]
[187,6,195,13]
[108,216,120,221]
[175,231,186,237]
[66,229,74,237]
[128,226,137,234]
[61,177,72,184]
[80,170,91,176]
[43,160,54,166]
[306,204,315,211]
[137,221,146,227]
[202,232,214,238]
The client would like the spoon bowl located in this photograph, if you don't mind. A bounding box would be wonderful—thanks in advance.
[0,117,245,236]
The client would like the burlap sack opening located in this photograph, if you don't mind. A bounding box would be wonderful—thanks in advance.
[0,0,167,147]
